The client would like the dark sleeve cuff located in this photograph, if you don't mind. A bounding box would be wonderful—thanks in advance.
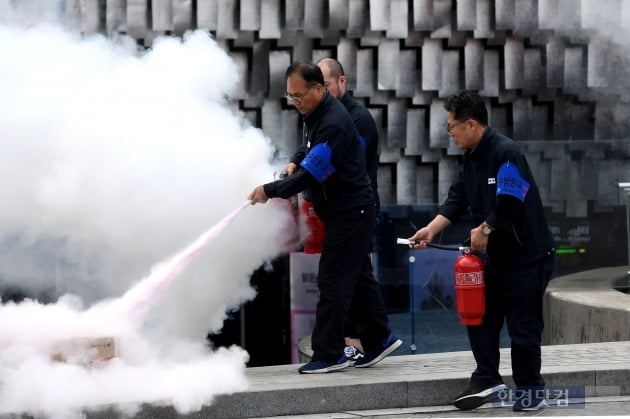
[263,183,277,199]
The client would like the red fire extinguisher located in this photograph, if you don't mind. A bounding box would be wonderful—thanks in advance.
[453,248,485,325]
[299,197,325,254]
[397,239,485,326]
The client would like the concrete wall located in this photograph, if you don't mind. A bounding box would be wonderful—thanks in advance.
[543,266,630,345]
[2,0,630,215]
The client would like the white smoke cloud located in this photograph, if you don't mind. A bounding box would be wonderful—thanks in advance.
[0,10,295,418]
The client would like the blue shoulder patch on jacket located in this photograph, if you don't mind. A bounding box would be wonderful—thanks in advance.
[496,162,530,202]
[300,143,336,183]
[358,135,366,150]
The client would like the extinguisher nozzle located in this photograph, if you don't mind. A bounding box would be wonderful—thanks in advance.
[396,238,416,245]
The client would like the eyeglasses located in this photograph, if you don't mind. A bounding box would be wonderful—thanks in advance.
[446,119,469,133]
[285,85,314,104]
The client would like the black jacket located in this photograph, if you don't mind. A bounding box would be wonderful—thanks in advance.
[264,92,374,222]
[438,127,555,269]
[339,92,380,207]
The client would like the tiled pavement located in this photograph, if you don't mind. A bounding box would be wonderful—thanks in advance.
[200,341,630,418]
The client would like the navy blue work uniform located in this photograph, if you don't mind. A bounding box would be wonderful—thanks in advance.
[337,91,380,341]
[439,127,555,389]
[263,92,392,362]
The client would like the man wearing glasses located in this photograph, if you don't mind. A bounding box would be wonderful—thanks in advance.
[249,61,401,374]
[407,91,555,411]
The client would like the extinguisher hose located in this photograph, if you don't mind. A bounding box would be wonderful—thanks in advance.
[397,238,471,253]
[425,242,464,251]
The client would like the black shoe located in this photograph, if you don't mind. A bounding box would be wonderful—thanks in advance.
[454,383,507,410]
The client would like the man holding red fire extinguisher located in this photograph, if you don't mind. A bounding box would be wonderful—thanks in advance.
[250,61,401,374]
[407,91,555,411]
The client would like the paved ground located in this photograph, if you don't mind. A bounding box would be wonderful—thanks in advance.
[199,340,630,418]
[264,395,630,418]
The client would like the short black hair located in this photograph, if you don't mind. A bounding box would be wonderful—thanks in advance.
[285,60,325,86]
[443,91,488,126]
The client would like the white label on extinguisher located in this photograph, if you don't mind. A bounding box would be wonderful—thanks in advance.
[455,271,484,285]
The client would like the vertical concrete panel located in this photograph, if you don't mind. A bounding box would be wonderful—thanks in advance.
[197,0,218,30]
[465,39,484,90]
[431,0,453,38]
[312,49,334,63]
[286,0,304,30]
[566,160,587,217]
[552,98,571,140]
[337,39,358,91]
[405,108,426,156]
[377,166,395,205]
[387,0,408,38]
[549,150,568,201]
[173,0,193,34]
[474,0,494,38]
[480,49,499,97]
[438,158,459,203]
[260,0,282,39]
[397,50,417,98]
[63,0,81,30]
[546,38,565,88]
[127,0,148,38]
[429,100,449,149]
[587,37,609,88]
[594,102,616,140]
[530,104,550,140]
[523,47,544,94]
[304,0,324,38]
[78,0,100,33]
[378,40,400,90]
[397,157,418,204]
[369,0,389,31]
[416,165,436,204]
[329,0,349,30]
[413,0,434,31]
[512,97,531,140]
[582,0,621,29]
[230,52,249,100]
[269,50,291,98]
[250,41,270,95]
[388,99,407,149]
[495,0,514,30]
[348,0,367,37]
[281,110,301,160]
[514,0,536,37]
[456,0,476,31]
[570,102,593,140]
[152,0,173,31]
[489,103,509,137]
[106,0,127,32]
[217,0,238,39]
[440,50,460,97]
[355,48,374,97]
[556,0,581,32]
[240,0,261,31]
[261,99,285,156]
[504,38,524,90]
[538,0,557,30]
[564,46,585,94]
[422,39,442,91]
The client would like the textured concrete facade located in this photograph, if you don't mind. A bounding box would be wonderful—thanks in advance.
[4,0,630,217]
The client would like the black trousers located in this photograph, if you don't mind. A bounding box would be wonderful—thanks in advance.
[310,204,391,362]
[467,252,555,388]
